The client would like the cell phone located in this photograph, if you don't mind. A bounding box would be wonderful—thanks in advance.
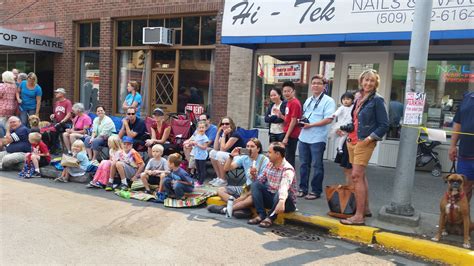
[240,148,250,155]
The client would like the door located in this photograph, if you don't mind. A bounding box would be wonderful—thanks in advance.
[152,70,178,113]
[333,52,391,164]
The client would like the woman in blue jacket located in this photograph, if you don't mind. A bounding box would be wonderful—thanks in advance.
[341,69,388,226]
[264,88,287,143]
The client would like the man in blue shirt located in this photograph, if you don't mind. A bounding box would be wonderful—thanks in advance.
[450,91,474,202]
[118,107,147,150]
[298,74,336,199]
[0,116,31,170]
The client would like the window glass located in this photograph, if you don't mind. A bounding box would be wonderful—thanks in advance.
[174,30,181,45]
[152,50,176,70]
[319,54,336,96]
[79,23,91,47]
[8,53,35,74]
[149,19,164,27]
[346,63,380,93]
[182,17,199,46]
[117,20,132,46]
[200,16,216,45]
[79,51,100,112]
[132,20,147,46]
[116,50,147,114]
[165,18,181,28]
[91,22,100,47]
[254,55,311,128]
[179,50,213,113]
[389,54,474,139]
[0,54,7,73]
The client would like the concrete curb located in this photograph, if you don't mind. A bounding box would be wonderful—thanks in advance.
[206,196,474,265]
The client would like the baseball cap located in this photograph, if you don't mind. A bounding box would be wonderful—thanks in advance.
[153,108,164,116]
[54,88,66,94]
[122,136,134,144]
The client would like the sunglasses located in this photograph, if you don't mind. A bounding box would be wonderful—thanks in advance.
[127,113,136,115]
[221,122,230,125]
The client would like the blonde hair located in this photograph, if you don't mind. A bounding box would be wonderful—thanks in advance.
[72,139,86,152]
[358,69,380,90]
[27,72,38,85]
[1,71,15,84]
[168,153,182,167]
[107,135,123,153]
[28,132,42,143]
[152,144,164,155]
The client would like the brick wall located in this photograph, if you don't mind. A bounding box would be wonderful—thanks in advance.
[0,0,230,119]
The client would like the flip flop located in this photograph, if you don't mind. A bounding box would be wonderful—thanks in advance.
[297,191,307,198]
[304,193,320,200]
[258,218,273,228]
[340,218,365,226]
[247,216,263,225]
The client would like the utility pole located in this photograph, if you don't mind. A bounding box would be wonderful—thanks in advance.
[379,0,433,226]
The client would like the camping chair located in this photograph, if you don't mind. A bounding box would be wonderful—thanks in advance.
[168,113,193,155]
[225,127,259,186]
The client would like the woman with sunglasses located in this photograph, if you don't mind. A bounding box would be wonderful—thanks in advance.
[18,72,42,127]
[209,117,245,187]
[145,108,173,157]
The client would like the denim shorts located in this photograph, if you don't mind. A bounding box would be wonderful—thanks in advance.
[457,158,474,181]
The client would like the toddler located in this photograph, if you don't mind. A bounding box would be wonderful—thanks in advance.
[140,144,169,194]
[55,140,91,182]
[332,92,355,154]
[162,153,194,200]
[190,121,209,187]
[21,132,51,178]
[87,135,124,188]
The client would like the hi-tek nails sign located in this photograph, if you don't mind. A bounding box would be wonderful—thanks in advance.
[222,0,474,37]
[0,27,64,53]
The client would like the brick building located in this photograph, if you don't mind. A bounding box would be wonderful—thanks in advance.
[0,0,233,122]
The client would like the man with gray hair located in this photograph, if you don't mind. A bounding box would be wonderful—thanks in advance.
[0,116,31,170]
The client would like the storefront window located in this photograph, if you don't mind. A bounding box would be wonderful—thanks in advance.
[117,21,132,46]
[116,50,147,114]
[0,54,6,73]
[79,22,100,48]
[254,55,311,128]
[200,16,217,45]
[319,54,336,96]
[346,63,380,93]
[390,54,474,139]
[7,53,35,73]
[132,20,147,46]
[183,17,200,46]
[178,49,214,113]
[79,51,99,112]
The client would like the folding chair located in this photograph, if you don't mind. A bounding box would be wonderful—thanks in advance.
[225,127,259,186]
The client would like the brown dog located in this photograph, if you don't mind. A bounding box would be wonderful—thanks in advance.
[432,173,474,249]
[28,115,50,129]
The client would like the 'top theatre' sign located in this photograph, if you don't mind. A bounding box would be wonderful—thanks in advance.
[0,27,64,53]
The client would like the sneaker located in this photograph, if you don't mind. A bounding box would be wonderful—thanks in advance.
[207,204,225,214]
[120,184,129,191]
[91,181,104,189]
[194,181,203,187]
[31,171,41,178]
[86,182,95,188]
[105,183,114,191]
[208,177,219,186]
[233,208,252,219]
[212,178,227,187]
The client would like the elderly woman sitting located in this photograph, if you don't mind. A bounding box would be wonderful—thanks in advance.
[84,105,116,161]
[62,103,92,154]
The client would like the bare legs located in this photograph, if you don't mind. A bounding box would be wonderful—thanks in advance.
[350,164,369,222]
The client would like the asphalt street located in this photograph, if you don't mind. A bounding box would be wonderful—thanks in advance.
[0,172,431,265]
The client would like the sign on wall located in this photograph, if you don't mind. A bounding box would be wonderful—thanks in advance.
[0,27,64,53]
[274,63,302,83]
[222,0,474,41]
[403,92,426,125]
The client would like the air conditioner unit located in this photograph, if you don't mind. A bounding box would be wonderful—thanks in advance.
[142,27,174,46]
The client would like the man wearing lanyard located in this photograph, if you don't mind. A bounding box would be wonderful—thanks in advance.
[449,91,474,203]
[297,74,336,200]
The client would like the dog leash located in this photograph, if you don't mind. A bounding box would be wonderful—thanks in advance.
[449,160,456,174]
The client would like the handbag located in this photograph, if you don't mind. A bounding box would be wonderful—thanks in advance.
[325,184,357,218]
[60,154,80,168]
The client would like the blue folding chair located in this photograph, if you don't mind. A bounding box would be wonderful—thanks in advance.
[226,127,259,185]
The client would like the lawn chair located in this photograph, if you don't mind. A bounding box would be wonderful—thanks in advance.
[226,127,259,186]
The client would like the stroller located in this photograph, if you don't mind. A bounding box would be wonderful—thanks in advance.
[415,137,442,176]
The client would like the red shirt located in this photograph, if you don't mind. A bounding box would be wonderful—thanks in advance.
[31,141,51,163]
[283,97,302,139]
[54,99,72,122]
[152,121,170,140]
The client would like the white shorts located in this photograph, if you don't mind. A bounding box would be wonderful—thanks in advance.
[209,149,230,164]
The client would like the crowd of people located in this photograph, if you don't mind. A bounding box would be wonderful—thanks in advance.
[1,68,472,229]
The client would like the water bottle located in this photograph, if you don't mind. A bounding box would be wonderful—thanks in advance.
[226,196,234,218]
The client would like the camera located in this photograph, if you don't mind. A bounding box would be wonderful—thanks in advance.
[298,117,310,127]
[340,123,355,133]
[240,148,250,156]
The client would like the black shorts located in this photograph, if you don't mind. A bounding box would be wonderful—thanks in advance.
[148,175,161,185]
[39,157,50,167]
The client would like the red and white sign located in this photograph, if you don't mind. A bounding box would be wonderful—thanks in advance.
[185,104,204,116]
[403,92,426,125]
[274,63,302,83]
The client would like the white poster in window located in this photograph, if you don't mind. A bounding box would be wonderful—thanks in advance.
[403,92,426,125]
[274,63,301,83]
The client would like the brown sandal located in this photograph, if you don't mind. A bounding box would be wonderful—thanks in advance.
[247,216,263,225]
[258,218,273,228]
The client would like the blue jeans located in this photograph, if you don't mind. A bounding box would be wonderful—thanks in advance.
[20,110,36,127]
[298,141,326,195]
[251,182,296,220]
[84,136,108,151]
[163,176,194,199]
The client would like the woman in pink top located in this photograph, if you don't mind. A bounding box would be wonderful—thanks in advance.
[0,71,18,137]
[62,103,92,154]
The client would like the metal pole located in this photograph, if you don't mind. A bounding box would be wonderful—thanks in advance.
[381,0,433,220]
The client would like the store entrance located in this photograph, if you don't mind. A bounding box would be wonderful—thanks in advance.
[152,70,178,113]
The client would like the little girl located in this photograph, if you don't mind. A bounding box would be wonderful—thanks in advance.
[191,121,209,187]
[20,132,50,178]
[161,153,194,200]
[331,92,355,154]
[87,135,124,188]
[55,140,91,183]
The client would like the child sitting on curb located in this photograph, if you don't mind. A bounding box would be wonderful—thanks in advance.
[20,132,51,178]
[140,144,169,194]
[162,153,194,200]
[55,140,91,183]
[86,135,124,188]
